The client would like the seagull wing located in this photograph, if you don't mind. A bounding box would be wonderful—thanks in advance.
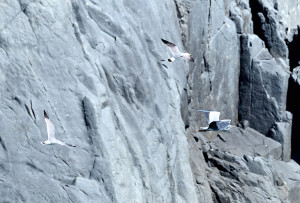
[217,120,231,130]
[53,139,76,147]
[209,120,231,131]
[180,53,194,62]
[197,110,211,112]
[197,110,220,125]
[161,38,181,55]
[44,111,56,140]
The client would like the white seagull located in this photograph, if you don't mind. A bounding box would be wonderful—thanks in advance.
[161,38,194,62]
[206,120,231,131]
[197,110,220,125]
[42,111,76,147]
[197,110,231,131]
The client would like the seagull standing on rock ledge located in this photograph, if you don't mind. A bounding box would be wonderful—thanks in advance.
[161,38,194,62]
[42,111,76,147]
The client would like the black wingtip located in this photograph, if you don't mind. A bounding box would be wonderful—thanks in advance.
[44,110,49,119]
[161,38,168,44]
[67,143,76,147]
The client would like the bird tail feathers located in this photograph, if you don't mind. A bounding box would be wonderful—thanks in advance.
[66,143,76,147]
[168,57,175,62]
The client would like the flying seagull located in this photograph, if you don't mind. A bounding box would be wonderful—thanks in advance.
[197,110,231,131]
[42,111,76,147]
[161,38,194,62]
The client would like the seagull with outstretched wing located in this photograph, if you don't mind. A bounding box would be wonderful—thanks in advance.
[197,110,220,125]
[42,110,76,147]
[205,120,231,131]
[161,38,194,62]
[197,109,231,131]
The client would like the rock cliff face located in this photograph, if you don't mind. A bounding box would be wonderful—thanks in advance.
[0,0,300,202]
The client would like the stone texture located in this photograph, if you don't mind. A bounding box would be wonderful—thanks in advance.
[268,113,292,161]
[229,1,253,34]
[287,66,300,163]
[0,0,300,202]
[291,66,300,83]
[277,0,300,36]
[187,0,240,131]
[250,0,288,59]
[239,33,290,135]
[189,127,300,203]
[0,0,198,202]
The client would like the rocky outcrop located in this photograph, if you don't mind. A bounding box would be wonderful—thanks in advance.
[1,0,300,202]
[239,34,290,135]
[249,0,288,59]
[187,0,241,131]
[287,66,300,163]
[189,127,300,203]
[0,0,198,202]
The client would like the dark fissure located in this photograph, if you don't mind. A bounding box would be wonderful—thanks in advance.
[287,29,300,164]
[249,0,265,44]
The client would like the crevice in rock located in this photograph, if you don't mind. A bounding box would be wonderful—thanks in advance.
[287,29,300,70]
[0,136,7,152]
[25,100,36,123]
[210,185,222,203]
[172,0,188,47]
[0,0,29,32]
[82,97,97,145]
[286,29,300,164]
[249,0,265,42]
[249,0,287,59]
[166,150,176,203]
[204,0,213,93]
[26,161,44,173]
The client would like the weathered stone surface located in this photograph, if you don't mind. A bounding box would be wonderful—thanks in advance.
[239,33,290,135]
[277,0,300,36]
[1,0,300,202]
[287,66,300,164]
[0,0,198,202]
[189,127,300,203]
[229,1,253,34]
[187,0,240,131]
[268,113,292,161]
[199,127,282,160]
[250,0,288,59]
[291,66,300,83]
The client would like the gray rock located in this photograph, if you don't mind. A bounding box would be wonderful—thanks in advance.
[229,2,253,34]
[268,117,292,161]
[277,0,300,35]
[205,127,282,160]
[291,66,300,84]
[0,0,300,202]
[288,66,300,163]
[187,0,240,131]
[240,119,250,129]
[250,0,288,59]
[239,34,290,135]
[0,0,198,202]
[187,131,214,203]
[197,127,300,203]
